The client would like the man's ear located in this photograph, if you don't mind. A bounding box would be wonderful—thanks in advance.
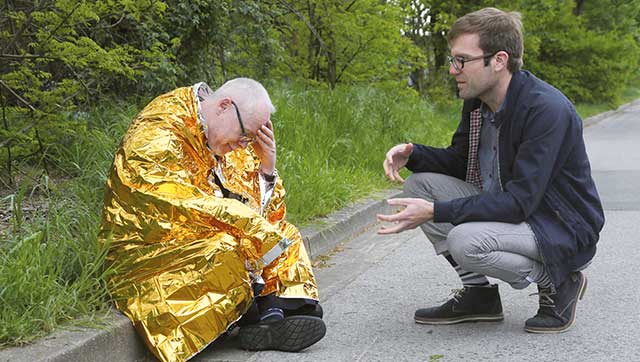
[495,51,509,71]
[216,97,232,114]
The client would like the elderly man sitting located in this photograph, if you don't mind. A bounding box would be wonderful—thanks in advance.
[99,78,325,362]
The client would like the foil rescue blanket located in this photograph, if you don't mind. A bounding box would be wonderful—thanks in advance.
[98,86,318,362]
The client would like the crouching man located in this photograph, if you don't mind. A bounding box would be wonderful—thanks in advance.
[378,8,604,334]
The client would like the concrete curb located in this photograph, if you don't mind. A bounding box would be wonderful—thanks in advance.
[300,188,403,259]
[0,188,402,362]
[0,314,149,362]
[583,98,640,128]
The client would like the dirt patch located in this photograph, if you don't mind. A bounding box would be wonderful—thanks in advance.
[311,244,346,268]
[1,175,53,237]
[0,196,49,236]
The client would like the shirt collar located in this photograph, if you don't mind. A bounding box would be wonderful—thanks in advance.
[194,82,212,136]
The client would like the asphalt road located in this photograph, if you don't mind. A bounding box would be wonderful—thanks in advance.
[191,101,640,362]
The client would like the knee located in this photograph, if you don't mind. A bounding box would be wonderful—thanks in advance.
[403,172,439,198]
[447,224,483,267]
[402,173,421,197]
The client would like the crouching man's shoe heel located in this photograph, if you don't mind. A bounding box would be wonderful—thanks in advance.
[238,315,326,352]
[524,271,587,334]
[414,284,504,325]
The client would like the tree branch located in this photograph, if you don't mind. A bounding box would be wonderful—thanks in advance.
[1,85,14,186]
[97,12,127,29]
[0,80,36,113]
[277,0,329,56]
[0,53,58,60]
[344,0,359,12]
[44,2,82,44]
[336,37,373,83]
[0,80,42,149]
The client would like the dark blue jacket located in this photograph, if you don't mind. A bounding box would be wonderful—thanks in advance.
[406,70,605,287]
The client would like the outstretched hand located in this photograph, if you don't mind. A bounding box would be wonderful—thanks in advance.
[253,120,277,175]
[377,197,434,234]
[383,143,414,182]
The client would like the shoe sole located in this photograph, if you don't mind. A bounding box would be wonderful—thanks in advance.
[415,313,504,325]
[524,274,588,334]
[238,315,326,352]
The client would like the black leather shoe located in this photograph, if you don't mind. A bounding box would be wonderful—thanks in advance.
[524,271,587,334]
[238,315,326,352]
[414,284,504,324]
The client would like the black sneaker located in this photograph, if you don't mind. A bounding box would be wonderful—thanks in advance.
[414,284,504,324]
[524,271,587,334]
[238,315,326,352]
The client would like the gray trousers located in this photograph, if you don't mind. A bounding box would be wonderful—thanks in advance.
[404,173,549,289]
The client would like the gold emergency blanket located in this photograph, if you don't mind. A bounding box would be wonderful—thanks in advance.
[98,86,318,362]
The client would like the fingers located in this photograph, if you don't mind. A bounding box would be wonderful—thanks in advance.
[256,125,275,149]
[392,169,404,183]
[383,156,404,183]
[376,197,433,234]
[377,223,409,235]
[376,199,411,222]
[385,198,413,206]
[378,222,416,235]
[255,123,277,175]
[261,122,274,136]
[376,211,409,234]
[383,143,412,183]
[401,142,414,156]
[376,212,400,223]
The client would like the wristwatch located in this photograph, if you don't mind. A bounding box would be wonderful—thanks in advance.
[262,169,278,182]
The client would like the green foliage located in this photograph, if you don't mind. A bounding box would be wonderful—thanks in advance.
[271,0,423,88]
[0,0,176,184]
[575,80,640,119]
[160,0,278,86]
[506,0,640,104]
[0,100,137,345]
[399,0,484,96]
[578,0,640,35]
[400,0,640,104]
[0,1,428,181]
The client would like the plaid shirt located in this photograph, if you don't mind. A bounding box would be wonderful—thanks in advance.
[465,108,483,189]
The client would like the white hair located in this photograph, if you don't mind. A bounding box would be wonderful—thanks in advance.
[212,78,276,117]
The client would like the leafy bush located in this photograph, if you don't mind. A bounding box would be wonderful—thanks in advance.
[517,0,640,104]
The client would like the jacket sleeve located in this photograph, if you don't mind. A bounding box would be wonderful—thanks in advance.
[434,96,576,224]
[406,121,468,180]
[405,99,478,180]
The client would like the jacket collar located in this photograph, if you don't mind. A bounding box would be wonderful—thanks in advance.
[462,70,529,128]
[494,70,528,128]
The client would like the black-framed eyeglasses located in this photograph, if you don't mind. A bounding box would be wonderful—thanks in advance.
[230,100,253,144]
[447,52,497,72]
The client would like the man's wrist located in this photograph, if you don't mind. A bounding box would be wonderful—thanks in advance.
[261,169,278,182]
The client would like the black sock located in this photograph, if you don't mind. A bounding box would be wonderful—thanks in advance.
[444,252,490,287]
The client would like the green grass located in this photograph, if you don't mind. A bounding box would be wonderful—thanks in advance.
[0,104,135,346]
[271,83,458,224]
[575,82,640,119]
